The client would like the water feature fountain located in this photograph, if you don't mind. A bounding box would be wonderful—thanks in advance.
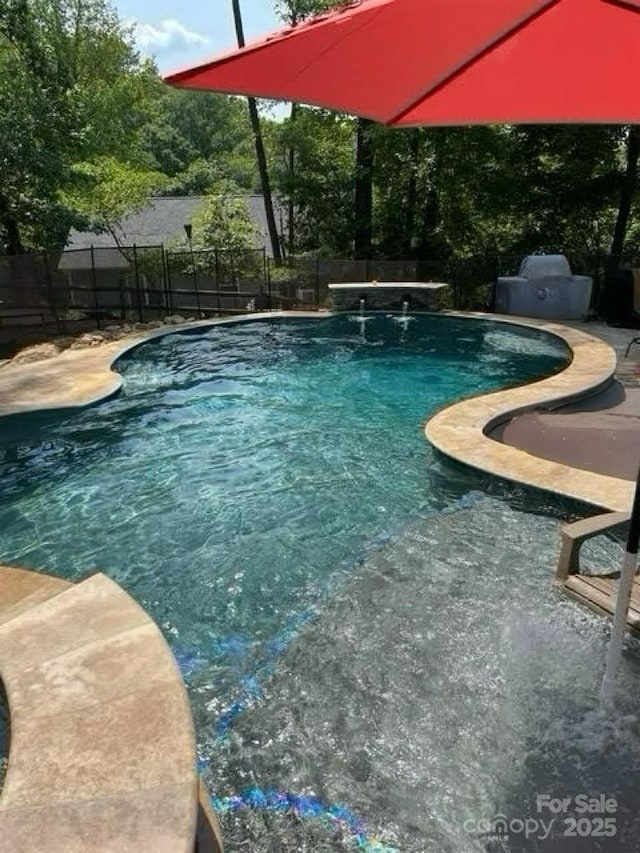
[330,281,449,312]
[347,296,373,340]
[387,298,414,341]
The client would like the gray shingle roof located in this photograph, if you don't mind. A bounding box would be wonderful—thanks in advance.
[59,195,286,270]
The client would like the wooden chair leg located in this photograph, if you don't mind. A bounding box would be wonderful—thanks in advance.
[557,530,580,582]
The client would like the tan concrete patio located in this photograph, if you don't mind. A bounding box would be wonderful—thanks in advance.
[426,313,631,511]
[490,320,640,483]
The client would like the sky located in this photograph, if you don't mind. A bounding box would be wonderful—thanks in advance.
[113,0,281,75]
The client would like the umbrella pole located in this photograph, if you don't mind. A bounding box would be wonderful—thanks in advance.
[601,466,640,700]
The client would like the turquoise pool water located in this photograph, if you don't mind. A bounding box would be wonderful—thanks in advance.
[0,315,566,695]
[10,313,634,850]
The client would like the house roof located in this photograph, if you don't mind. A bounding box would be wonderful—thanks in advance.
[59,195,286,271]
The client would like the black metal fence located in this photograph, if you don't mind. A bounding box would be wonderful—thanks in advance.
[0,243,608,346]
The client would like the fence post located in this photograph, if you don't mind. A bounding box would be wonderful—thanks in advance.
[215,250,222,315]
[160,244,169,316]
[90,245,101,328]
[187,243,201,315]
[315,257,321,308]
[266,254,273,311]
[42,251,59,332]
[132,244,143,322]
[262,248,269,311]
[164,246,174,316]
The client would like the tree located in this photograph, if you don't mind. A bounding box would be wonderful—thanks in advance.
[273,108,354,255]
[142,85,258,191]
[189,188,259,255]
[354,119,374,259]
[61,156,168,244]
[606,126,640,282]
[0,0,161,253]
[275,0,337,18]
[171,186,263,284]
[231,0,282,261]
[275,0,356,256]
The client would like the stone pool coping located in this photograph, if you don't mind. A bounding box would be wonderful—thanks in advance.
[0,308,629,511]
[0,568,202,852]
[0,311,323,417]
[426,312,632,512]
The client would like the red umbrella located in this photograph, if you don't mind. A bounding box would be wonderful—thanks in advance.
[165,0,640,126]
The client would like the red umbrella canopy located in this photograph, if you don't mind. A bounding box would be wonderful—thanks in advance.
[165,0,640,126]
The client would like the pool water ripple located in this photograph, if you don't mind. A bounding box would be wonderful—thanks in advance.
[4,313,622,850]
[0,310,566,634]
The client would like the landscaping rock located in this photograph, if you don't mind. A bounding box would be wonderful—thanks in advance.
[51,337,77,351]
[69,332,107,349]
[11,343,61,364]
[7,313,205,367]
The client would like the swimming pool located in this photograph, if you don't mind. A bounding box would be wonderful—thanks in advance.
[1,314,638,851]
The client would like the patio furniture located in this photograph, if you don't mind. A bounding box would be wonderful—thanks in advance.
[555,512,640,634]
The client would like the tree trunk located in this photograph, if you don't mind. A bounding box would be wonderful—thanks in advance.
[0,197,24,255]
[417,130,446,270]
[231,0,282,262]
[402,130,421,257]
[606,125,640,280]
[288,101,298,258]
[354,118,374,260]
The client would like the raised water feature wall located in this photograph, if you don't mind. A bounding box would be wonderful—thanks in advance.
[329,281,449,312]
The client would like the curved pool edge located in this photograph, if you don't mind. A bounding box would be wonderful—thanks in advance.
[425,312,633,512]
[0,312,326,418]
[1,309,630,512]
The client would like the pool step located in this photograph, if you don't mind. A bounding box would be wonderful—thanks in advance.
[0,564,72,627]
[0,569,217,852]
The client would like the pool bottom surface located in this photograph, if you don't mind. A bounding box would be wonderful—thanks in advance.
[203,494,640,852]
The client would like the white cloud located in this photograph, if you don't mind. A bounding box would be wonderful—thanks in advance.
[129,18,210,56]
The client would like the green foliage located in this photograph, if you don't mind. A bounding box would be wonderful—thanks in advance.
[0,0,160,252]
[167,187,263,281]
[275,0,343,22]
[273,108,355,255]
[62,157,168,236]
[142,86,258,190]
[2,0,637,299]
[179,187,260,255]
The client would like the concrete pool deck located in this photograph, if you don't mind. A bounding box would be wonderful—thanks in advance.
[486,320,640,483]
[426,314,637,512]
[0,567,216,852]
